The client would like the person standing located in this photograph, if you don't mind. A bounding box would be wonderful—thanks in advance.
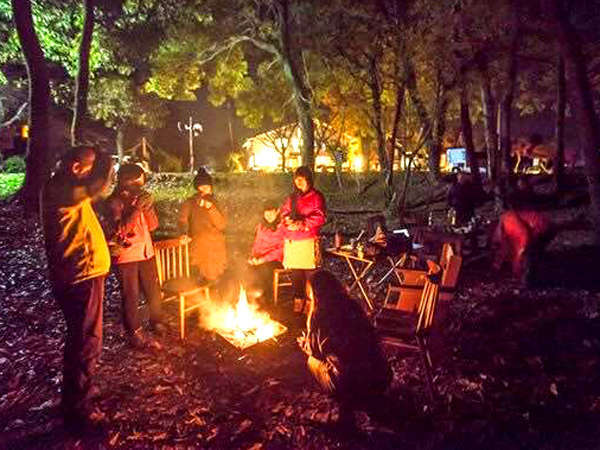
[103,164,166,348]
[280,166,326,312]
[447,171,479,225]
[178,168,227,283]
[41,146,113,431]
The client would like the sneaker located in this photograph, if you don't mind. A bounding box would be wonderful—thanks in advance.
[128,330,162,350]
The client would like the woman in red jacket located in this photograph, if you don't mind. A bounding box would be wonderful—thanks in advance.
[280,166,326,312]
[247,201,284,302]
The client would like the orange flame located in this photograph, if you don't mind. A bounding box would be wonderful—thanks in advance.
[204,285,287,350]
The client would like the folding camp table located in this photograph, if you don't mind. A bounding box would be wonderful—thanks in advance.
[326,247,375,310]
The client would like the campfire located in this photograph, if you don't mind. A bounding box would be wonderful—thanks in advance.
[205,285,287,350]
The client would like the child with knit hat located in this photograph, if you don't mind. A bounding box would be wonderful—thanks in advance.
[178,168,227,282]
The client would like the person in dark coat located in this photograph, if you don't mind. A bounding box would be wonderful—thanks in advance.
[364,214,411,259]
[178,168,227,282]
[280,166,326,311]
[41,146,113,431]
[297,270,392,428]
[447,171,480,225]
[247,201,284,302]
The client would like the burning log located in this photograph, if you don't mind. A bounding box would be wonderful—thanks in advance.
[203,285,287,350]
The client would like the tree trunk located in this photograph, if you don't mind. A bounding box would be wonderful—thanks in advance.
[480,72,498,185]
[71,0,95,146]
[499,2,520,185]
[116,125,125,164]
[431,80,448,179]
[460,82,482,187]
[11,0,51,214]
[549,0,600,243]
[554,54,566,191]
[278,0,314,170]
[387,70,405,189]
[367,56,390,198]
[403,53,436,179]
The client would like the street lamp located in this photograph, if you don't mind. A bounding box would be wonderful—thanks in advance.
[177,116,203,173]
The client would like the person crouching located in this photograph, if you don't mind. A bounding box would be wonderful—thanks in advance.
[297,270,392,429]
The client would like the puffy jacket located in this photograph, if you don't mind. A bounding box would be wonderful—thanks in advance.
[280,188,326,240]
[251,222,284,263]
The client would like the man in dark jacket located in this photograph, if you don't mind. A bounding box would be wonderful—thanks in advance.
[41,146,113,431]
[447,171,480,225]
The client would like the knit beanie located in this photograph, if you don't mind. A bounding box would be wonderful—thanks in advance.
[193,167,213,188]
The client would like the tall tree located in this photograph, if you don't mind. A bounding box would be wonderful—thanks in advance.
[11,0,51,213]
[546,0,600,243]
[554,54,566,191]
[71,0,96,145]
[459,78,482,187]
[498,1,520,184]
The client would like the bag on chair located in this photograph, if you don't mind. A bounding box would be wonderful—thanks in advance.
[283,238,319,270]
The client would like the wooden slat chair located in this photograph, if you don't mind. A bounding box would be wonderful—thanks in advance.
[273,268,293,305]
[384,242,462,311]
[374,260,442,402]
[154,238,210,339]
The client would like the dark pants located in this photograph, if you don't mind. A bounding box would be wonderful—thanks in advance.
[52,276,105,416]
[116,257,163,334]
[247,261,283,301]
[292,269,313,299]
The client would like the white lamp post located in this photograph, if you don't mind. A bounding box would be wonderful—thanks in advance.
[177,116,203,173]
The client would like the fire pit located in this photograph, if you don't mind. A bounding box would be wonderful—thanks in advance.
[206,285,287,350]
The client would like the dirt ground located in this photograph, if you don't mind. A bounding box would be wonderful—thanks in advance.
[1,185,600,449]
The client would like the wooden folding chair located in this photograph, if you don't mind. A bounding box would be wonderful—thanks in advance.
[273,268,293,305]
[384,242,462,311]
[374,260,442,402]
[154,238,210,339]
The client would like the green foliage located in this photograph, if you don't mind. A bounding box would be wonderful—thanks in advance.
[89,75,169,130]
[1,155,26,173]
[207,46,253,107]
[145,29,209,100]
[0,173,24,198]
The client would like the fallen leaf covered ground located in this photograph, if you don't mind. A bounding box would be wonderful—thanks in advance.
[1,181,600,449]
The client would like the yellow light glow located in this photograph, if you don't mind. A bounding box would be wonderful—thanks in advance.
[351,154,364,172]
[252,144,282,171]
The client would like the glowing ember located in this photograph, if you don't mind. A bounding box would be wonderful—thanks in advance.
[207,286,287,350]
